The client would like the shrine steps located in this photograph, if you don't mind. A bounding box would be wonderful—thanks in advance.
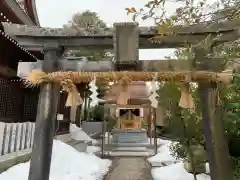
[109,143,149,147]
[111,146,148,152]
[106,151,150,157]
[112,129,148,144]
[103,144,156,157]
[104,146,149,156]
[102,146,155,157]
[105,129,153,157]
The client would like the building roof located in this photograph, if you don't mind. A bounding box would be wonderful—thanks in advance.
[0,0,39,25]
[22,0,40,26]
[0,1,41,76]
[104,81,150,105]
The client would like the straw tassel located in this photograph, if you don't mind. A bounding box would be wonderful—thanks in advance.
[117,75,131,105]
[65,91,82,107]
[179,82,195,109]
[60,79,83,107]
[117,90,130,105]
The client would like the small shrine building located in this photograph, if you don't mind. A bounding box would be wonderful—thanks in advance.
[104,81,166,130]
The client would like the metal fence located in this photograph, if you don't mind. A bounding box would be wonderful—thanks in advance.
[0,122,35,156]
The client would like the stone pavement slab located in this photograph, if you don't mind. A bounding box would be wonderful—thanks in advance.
[104,157,153,180]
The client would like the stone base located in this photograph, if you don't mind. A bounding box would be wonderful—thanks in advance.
[112,147,148,152]
[0,149,31,173]
[107,151,149,157]
[183,162,206,174]
[111,128,148,144]
[55,133,72,142]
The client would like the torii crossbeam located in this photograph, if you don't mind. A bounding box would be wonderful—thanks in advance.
[2,20,240,50]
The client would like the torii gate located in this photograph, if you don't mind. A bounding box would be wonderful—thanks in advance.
[2,21,237,180]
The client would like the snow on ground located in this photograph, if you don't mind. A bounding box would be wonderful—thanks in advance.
[0,140,111,180]
[86,146,101,154]
[105,132,112,139]
[205,163,210,174]
[152,162,210,180]
[149,138,210,180]
[104,132,112,143]
[70,124,98,144]
[148,138,170,146]
[148,141,180,166]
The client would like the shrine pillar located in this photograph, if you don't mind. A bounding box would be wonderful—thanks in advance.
[28,43,64,180]
[140,108,144,127]
[194,47,233,180]
[116,108,120,128]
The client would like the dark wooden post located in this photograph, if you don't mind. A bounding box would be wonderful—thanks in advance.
[101,104,106,158]
[76,83,86,127]
[148,107,152,145]
[83,88,88,121]
[28,43,64,180]
[107,107,111,145]
[153,108,158,154]
[195,48,233,180]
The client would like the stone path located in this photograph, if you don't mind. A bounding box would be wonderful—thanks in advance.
[104,157,153,180]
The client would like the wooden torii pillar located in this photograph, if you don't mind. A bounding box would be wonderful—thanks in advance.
[28,43,64,180]
[194,47,233,180]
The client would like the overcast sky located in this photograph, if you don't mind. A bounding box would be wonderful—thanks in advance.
[35,0,182,60]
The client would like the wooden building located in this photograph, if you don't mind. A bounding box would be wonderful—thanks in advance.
[0,1,69,134]
[104,81,166,130]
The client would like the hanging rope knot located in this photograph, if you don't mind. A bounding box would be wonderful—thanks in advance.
[216,70,233,84]
[25,70,48,87]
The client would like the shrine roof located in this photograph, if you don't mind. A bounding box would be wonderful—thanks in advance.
[103,81,150,105]
[0,0,36,25]
[0,0,41,71]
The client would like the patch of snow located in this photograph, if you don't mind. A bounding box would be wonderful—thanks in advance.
[152,162,210,180]
[205,163,210,174]
[86,146,101,154]
[148,141,180,166]
[104,132,112,139]
[149,138,211,180]
[70,124,98,144]
[148,138,170,146]
[0,140,111,180]
[104,132,112,143]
